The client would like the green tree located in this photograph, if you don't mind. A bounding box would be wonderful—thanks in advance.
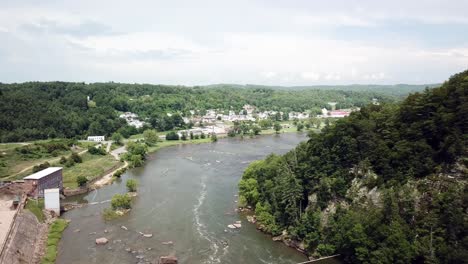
[143,129,158,145]
[273,123,282,134]
[111,132,123,145]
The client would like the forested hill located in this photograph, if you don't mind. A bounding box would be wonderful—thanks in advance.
[238,70,467,263]
[207,83,439,97]
[1,81,415,142]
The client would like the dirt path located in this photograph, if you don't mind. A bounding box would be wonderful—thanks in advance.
[91,144,128,189]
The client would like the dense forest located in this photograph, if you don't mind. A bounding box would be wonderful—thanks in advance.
[238,70,467,263]
[0,82,426,142]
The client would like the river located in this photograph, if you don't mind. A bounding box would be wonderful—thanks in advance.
[58,133,310,264]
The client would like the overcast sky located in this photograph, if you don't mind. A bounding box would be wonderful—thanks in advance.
[0,0,467,85]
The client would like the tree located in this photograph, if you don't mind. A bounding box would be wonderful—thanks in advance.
[259,119,272,129]
[126,179,138,192]
[190,131,194,140]
[297,123,304,131]
[273,122,282,134]
[76,175,88,187]
[111,132,123,145]
[211,134,218,142]
[143,129,158,145]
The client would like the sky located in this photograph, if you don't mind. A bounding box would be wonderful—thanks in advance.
[0,0,467,86]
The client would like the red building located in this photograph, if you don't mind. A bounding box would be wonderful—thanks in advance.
[23,167,63,198]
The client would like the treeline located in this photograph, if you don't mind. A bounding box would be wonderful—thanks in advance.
[0,81,410,142]
[238,70,467,263]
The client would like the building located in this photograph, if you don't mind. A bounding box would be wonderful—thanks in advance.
[87,136,105,142]
[23,167,63,198]
[44,188,60,215]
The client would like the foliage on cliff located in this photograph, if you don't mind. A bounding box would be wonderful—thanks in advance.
[239,70,468,263]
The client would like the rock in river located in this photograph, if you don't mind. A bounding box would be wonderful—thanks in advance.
[95,237,109,245]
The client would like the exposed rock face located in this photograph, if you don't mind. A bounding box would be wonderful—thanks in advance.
[159,256,178,264]
[95,237,109,245]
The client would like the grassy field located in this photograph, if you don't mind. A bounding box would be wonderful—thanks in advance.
[61,153,122,188]
[0,148,72,179]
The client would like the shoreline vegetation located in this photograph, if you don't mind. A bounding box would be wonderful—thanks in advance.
[41,219,69,264]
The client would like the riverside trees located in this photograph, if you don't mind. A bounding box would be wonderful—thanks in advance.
[238,70,468,263]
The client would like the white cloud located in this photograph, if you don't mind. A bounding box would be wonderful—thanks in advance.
[0,0,467,85]
[301,72,321,81]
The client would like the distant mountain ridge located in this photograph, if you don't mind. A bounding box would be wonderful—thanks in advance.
[205,83,441,96]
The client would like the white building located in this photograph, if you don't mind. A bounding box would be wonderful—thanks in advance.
[87,136,105,142]
[44,188,60,215]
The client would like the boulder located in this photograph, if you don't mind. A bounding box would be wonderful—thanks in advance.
[142,233,153,238]
[95,237,109,245]
[121,225,128,230]
[159,256,178,264]
[233,223,241,228]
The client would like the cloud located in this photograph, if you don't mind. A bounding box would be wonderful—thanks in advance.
[20,19,117,37]
[301,72,320,81]
[293,14,375,28]
[0,0,467,85]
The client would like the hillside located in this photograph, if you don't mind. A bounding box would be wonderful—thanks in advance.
[238,70,467,263]
[0,82,411,142]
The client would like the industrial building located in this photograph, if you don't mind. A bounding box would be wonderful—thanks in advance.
[23,167,63,198]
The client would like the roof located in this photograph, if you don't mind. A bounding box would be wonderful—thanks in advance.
[24,167,62,180]
[44,188,60,193]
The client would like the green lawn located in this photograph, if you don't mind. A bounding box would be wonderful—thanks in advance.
[62,153,122,188]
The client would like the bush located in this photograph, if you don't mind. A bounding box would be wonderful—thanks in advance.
[32,162,50,173]
[166,131,179,140]
[59,156,67,164]
[64,158,75,167]
[88,146,106,155]
[111,194,132,210]
[200,132,206,139]
[181,132,188,141]
[113,168,127,178]
[228,130,237,137]
[126,179,138,192]
[211,134,218,142]
[76,176,88,187]
[103,208,119,221]
[70,152,82,163]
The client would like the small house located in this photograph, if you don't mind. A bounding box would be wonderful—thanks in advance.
[23,167,63,198]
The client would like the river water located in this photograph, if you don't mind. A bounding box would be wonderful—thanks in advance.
[58,133,310,264]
